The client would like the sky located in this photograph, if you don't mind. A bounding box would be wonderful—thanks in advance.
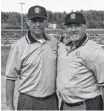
[1,0,104,14]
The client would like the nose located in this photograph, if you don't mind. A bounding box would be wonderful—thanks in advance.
[36,21,40,26]
[71,25,76,31]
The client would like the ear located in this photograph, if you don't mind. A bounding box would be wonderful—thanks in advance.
[83,24,87,31]
[65,26,69,33]
[26,18,30,27]
[44,19,48,28]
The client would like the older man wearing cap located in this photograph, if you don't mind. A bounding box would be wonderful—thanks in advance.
[6,5,58,110]
[57,12,104,110]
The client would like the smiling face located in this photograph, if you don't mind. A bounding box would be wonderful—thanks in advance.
[27,18,46,37]
[66,24,87,42]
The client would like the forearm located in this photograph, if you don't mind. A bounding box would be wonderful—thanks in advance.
[6,79,15,110]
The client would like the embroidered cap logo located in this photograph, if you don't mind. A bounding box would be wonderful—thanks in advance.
[34,7,41,13]
[70,13,76,19]
[76,51,80,57]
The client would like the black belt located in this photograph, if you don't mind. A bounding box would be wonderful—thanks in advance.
[64,101,84,107]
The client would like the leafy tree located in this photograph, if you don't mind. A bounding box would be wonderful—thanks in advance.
[1,10,104,29]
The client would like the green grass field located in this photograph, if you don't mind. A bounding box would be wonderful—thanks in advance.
[1,45,11,76]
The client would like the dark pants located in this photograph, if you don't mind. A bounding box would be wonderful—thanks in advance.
[60,95,103,110]
[17,93,58,110]
[85,95,103,110]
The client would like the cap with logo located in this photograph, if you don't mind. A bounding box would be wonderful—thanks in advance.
[65,12,86,25]
[28,5,47,20]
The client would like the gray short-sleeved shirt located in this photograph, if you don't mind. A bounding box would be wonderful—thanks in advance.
[6,31,58,97]
[57,35,104,103]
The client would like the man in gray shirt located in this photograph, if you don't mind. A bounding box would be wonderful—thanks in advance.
[6,5,58,110]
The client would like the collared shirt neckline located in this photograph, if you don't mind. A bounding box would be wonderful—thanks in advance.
[66,34,89,49]
[25,31,50,44]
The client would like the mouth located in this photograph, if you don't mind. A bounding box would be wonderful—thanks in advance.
[34,28,42,31]
[34,27,41,29]
[35,28,41,30]
[34,26,42,29]
[70,32,78,35]
[69,34,78,39]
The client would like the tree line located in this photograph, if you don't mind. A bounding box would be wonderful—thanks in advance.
[1,10,104,29]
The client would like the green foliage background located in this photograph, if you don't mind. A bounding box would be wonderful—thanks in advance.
[1,10,104,29]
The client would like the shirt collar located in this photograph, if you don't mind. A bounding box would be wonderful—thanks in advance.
[25,31,50,44]
[66,34,89,48]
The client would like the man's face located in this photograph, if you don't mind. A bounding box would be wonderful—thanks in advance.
[27,18,46,35]
[66,24,86,42]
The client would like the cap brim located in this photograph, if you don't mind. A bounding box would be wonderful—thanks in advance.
[65,22,81,25]
[28,16,47,20]
[65,19,86,25]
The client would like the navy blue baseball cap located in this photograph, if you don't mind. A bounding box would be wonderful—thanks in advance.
[65,12,86,25]
[28,5,47,20]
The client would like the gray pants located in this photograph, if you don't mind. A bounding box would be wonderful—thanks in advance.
[17,93,58,110]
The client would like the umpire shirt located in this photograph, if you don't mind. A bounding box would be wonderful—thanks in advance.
[6,31,58,97]
[57,35,104,103]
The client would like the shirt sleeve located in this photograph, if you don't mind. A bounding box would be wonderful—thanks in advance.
[50,36,59,52]
[85,45,104,86]
[6,43,21,80]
